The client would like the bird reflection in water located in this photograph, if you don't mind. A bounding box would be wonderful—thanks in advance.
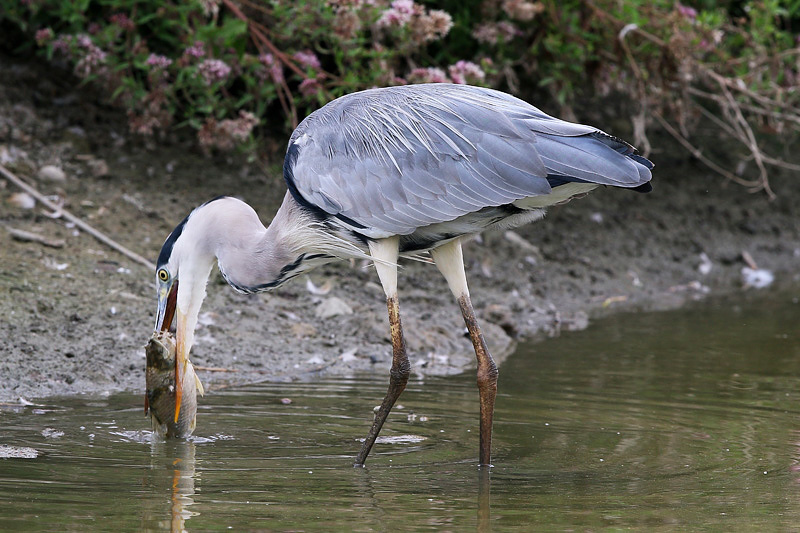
[478,468,491,532]
[142,440,197,533]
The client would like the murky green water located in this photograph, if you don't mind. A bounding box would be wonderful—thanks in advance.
[2,292,800,531]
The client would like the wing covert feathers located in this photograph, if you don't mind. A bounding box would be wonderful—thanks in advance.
[284,84,653,237]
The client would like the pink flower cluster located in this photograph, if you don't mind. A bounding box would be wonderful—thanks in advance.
[677,4,698,20]
[414,9,453,43]
[73,34,108,78]
[109,13,135,31]
[408,61,485,85]
[51,36,71,55]
[199,0,221,18]
[128,90,170,136]
[377,0,453,44]
[473,21,520,45]
[377,0,416,27]
[291,50,324,96]
[327,0,372,7]
[183,41,206,59]
[501,0,544,21]
[333,9,362,40]
[198,59,231,85]
[146,53,172,70]
[448,60,486,84]
[198,111,259,152]
[35,28,53,46]
[221,111,259,142]
[408,67,449,83]
[258,53,284,84]
[76,34,93,48]
[294,50,321,70]
[299,77,322,97]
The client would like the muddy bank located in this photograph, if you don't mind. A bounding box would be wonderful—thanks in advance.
[1,54,799,403]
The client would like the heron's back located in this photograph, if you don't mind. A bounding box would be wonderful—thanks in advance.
[284,84,652,240]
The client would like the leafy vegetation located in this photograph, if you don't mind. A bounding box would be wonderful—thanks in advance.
[1,0,798,194]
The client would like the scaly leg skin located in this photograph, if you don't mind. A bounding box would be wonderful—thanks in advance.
[355,236,409,467]
[459,294,497,467]
[354,294,410,467]
[432,239,497,467]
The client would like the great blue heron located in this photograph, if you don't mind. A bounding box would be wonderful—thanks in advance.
[153,83,653,467]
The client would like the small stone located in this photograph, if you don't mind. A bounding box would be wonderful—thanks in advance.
[0,144,29,165]
[340,347,358,362]
[564,310,589,331]
[741,267,774,289]
[280,398,292,405]
[698,252,713,276]
[485,304,517,337]
[0,145,11,164]
[290,322,317,338]
[88,158,109,177]
[37,165,66,182]
[306,277,332,295]
[8,192,35,209]
[315,296,353,319]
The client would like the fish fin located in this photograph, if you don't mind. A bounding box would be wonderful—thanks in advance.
[195,374,205,397]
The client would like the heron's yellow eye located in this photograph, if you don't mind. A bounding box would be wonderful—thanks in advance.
[157,268,169,282]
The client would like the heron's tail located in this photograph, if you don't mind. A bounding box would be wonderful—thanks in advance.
[591,132,654,192]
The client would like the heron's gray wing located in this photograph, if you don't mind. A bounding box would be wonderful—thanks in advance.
[285,84,650,237]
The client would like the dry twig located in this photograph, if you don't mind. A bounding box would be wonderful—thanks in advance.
[0,164,156,270]
[4,226,65,248]
[584,0,798,198]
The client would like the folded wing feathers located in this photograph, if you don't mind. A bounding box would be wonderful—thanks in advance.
[287,84,652,235]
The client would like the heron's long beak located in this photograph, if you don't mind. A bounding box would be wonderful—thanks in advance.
[155,280,178,333]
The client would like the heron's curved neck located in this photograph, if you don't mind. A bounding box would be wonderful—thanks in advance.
[214,193,335,293]
[172,195,302,362]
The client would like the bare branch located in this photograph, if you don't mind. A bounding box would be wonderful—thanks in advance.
[0,164,155,270]
[652,111,766,192]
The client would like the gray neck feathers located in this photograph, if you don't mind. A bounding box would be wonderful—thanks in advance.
[206,193,370,293]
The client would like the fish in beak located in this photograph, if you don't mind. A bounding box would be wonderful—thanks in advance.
[153,280,187,423]
[145,329,203,438]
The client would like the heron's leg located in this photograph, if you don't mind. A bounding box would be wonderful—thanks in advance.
[354,236,410,467]
[431,238,497,467]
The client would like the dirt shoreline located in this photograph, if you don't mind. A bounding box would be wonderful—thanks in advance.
[1,53,799,403]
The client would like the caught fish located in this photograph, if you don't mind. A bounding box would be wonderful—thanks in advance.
[145,330,204,438]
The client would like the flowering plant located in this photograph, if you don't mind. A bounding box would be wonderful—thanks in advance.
[1,0,799,195]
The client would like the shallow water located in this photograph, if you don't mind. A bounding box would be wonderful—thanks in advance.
[2,291,800,530]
